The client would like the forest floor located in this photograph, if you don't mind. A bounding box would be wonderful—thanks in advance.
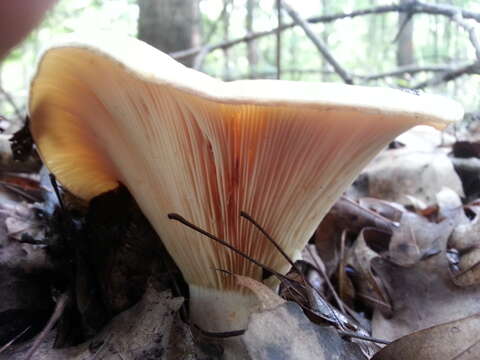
[1,117,480,359]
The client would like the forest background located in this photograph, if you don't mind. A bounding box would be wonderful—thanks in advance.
[1,0,480,133]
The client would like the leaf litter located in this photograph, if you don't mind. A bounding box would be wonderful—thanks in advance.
[3,119,480,359]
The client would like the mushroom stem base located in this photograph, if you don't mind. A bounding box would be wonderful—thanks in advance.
[188,284,259,333]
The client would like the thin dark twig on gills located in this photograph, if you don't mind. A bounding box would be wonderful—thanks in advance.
[167,213,291,282]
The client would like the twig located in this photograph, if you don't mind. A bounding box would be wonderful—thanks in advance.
[195,326,245,338]
[239,211,354,330]
[338,230,348,304]
[25,292,69,360]
[0,327,31,354]
[167,213,290,282]
[88,334,112,360]
[240,211,298,272]
[334,196,399,232]
[239,212,316,285]
[306,245,346,315]
[49,174,65,210]
[280,1,353,84]
[337,330,391,345]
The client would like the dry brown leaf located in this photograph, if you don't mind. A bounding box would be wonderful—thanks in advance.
[371,241,480,341]
[1,202,46,242]
[235,275,285,311]
[381,188,461,267]
[314,213,341,277]
[315,196,399,277]
[242,302,367,360]
[2,286,189,360]
[449,203,480,250]
[370,189,480,341]
[452,252,480,287]
[372,313,480,360]
[348,228,392,317]
[388,211,454,267]
[395,125,455,152]
[362,147,464,207]
[448,202,480,286]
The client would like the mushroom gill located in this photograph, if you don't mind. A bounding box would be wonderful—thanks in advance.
[29,36,463,332]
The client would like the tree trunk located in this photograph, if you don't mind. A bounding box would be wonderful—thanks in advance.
[320,0,329,81]
[137,0,200,67]
[246,0,258,78]
[396,0,415,66]
[222,0,231,80]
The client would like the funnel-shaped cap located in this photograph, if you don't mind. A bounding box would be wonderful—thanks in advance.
[29,35,463,331]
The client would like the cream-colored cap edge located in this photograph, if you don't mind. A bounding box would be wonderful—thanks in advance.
[30,33,464,125]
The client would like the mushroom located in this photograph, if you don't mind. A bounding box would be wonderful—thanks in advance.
[29,35,463,333]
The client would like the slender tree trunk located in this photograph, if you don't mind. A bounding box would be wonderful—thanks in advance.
[137,0,200,67]
[320,0,329,81]
[396,0,415,66]
[275,0,282,79]
[223,0,231,80]
[246,0,258,79]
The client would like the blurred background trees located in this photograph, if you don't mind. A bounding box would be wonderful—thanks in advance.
[1,0,480,130]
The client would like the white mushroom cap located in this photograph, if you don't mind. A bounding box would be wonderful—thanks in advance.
[29,34,463,332]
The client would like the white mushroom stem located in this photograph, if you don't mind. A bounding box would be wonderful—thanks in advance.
[189,285,259,332]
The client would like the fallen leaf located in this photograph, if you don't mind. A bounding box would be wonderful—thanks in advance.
[370,189,480,341]
[388,210,453,267]
[347,228,392,317]
[373,313,480,360]
[2,286,190,360]
[395,125,454,152]
[452,251,480,287]
[242,302,367,360]
[362,148,464,207]
[371,243,480,341]
[236,274,285,311]
[448,202,480,286]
